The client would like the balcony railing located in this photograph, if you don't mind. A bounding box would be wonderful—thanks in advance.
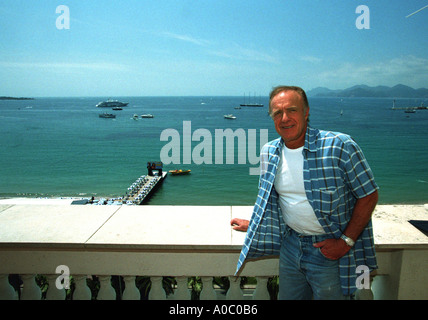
[0,202,427,300]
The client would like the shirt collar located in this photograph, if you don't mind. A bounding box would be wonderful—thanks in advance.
[304,125,318,153]
[275,125,317,153]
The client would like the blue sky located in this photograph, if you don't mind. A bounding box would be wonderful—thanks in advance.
[1,0,427,97]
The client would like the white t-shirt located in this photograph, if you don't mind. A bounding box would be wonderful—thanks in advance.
[274,146,325,235]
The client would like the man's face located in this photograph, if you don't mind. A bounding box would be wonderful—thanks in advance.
[270,90,309,149]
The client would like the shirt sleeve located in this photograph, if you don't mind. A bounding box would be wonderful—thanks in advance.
[342,138,379,199]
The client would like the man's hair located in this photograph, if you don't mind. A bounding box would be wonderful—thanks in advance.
[268,85,309,116]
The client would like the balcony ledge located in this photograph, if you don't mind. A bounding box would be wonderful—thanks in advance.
[0,200,427,299]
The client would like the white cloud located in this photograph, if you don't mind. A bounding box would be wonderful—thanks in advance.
[160,31,212,46]
[316,55,428,88]
[208,42,280,64]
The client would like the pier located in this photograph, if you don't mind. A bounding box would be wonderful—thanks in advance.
[123,171,167,205]
[123,161,166,205]
[72,161,167,206]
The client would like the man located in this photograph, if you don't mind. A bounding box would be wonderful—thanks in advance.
[231,86,378,299]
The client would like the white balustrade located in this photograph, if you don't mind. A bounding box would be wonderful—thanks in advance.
[20,275,41,300]
[173,277,191,300]
[97,275,116,300]
[0,275,17,300]
[253,277,271,300]
[46,274,66,300]
[122,276,140,300]
[148,276,166,300]
[199,277,217,300]
[226,276,244,300]
[1,204,428,300]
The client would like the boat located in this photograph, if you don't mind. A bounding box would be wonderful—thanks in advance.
[141,114,154,118]
[240,103,264,107]
[240,93,264,107]
[169,169,191,175]
[133,114,139,120]
[224,114,236,119]
[99,113,116,118]
[96,99,129,108]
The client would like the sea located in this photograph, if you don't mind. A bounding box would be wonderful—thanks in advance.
[1,96,427,205]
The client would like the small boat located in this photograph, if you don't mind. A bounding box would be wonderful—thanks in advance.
[404,108,416,113]
[141,114,154,118]
[224,114,236,119]
[99,113,116,118]
[169,169,191,175]
[133,114,139,120]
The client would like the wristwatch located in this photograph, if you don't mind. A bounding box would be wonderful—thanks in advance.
[340,234,355,247]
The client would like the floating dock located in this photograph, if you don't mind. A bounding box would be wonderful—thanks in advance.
[123,171,167,205]
[72,161,167,206]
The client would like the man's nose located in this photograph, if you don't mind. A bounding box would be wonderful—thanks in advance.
[280,111,289,122]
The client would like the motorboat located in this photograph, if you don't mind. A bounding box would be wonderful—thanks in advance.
[96,99,128,108]
[169,169,191,175]
[224,114,236,119]
[141,114,154,118]
[99,113,116,118]
[133,114,139,120]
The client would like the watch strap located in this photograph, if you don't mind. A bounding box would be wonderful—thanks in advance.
[340,234,355,247]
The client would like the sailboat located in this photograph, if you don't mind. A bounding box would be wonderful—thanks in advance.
[240,92,264,107]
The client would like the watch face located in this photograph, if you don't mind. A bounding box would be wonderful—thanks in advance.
[341,235,354,246]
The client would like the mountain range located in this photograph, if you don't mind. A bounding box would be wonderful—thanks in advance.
[307,84,428,98]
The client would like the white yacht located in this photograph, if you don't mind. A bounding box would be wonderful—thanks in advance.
[96,99,129,108]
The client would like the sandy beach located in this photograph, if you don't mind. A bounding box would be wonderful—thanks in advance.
[0,197,80,205]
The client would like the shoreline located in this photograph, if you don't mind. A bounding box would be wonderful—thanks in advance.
[0,196,427,207]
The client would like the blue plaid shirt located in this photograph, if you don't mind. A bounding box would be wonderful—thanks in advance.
[236,126,379,295]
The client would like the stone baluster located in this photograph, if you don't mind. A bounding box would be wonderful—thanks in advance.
[72,275,91,300]
[20,274,41,300]
[199,277,216,300]
[252,277,270,300]
[0,275,17,300]
[122,276,140,300]
[45,274,66,300]
[226,276,243,300]
[173,277,190,300]
[148,276,166,300]
[97,275,116,300]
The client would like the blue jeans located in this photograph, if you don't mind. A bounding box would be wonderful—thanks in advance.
[279,226,347,300]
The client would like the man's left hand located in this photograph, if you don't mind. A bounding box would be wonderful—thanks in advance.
[313,238,351,260]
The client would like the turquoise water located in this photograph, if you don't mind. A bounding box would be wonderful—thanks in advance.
[0,96,427,205]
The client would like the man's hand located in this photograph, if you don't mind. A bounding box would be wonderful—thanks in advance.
[313,238,351,260]
[230,218,249,232]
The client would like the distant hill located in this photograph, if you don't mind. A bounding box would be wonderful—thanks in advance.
[307,84,428,98]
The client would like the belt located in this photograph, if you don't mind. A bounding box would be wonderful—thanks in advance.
[286,225,331,243]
